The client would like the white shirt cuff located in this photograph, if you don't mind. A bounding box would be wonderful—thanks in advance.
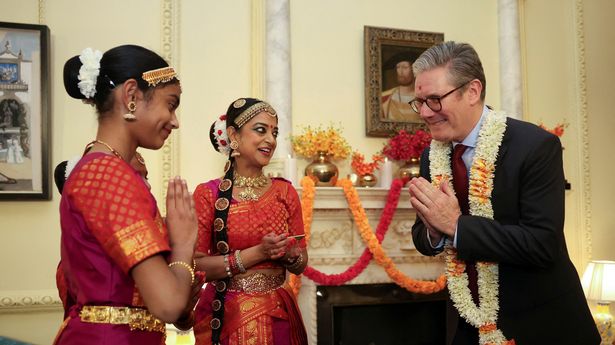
[427,229,445,249]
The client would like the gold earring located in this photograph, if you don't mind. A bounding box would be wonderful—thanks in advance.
[123,101,137,121]
[230,141,240,157]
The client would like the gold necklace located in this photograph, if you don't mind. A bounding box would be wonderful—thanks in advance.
[233,173,268,201]
[85,140,124,160]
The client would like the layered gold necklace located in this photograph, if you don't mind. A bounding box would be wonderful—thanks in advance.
[233,173,269,201]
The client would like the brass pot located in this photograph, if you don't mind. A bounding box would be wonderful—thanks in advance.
[359,173,378,187]
[396,157,421,181]
[305,151,338,186]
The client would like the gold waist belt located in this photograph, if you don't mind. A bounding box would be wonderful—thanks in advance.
[227,272,285,294]
[79,305,165,333]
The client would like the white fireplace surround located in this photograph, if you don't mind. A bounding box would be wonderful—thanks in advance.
[295,186,444,345]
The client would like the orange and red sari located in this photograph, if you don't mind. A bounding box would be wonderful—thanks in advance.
[193,178,307,345]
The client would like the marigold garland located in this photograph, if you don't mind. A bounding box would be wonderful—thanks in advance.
[289,176,385,294]
[289,176,447,295]
[288,177,315,295]
[304,178,403,286]
[336,178,447,293]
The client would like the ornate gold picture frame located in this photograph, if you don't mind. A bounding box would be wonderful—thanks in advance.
[364,26,443,137]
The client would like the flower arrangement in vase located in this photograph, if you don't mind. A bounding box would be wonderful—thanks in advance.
[381,129,432,180]
[351,151,384,187]
[291,124,351,186]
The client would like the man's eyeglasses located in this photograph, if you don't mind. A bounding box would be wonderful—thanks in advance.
[409,81,470,113]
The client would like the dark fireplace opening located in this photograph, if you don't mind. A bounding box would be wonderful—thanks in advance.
[317,283,447,345]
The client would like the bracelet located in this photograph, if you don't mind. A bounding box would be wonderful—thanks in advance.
[284,253,303,271]
[168,261,195,285]
[223,254,233,278]
[235,250,247,274]
[228,252,240,276]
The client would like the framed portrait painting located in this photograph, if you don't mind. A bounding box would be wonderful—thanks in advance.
[0,22,51,200]
[364,26,444,137]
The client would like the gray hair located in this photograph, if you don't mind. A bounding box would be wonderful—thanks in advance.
[412,41,486,101]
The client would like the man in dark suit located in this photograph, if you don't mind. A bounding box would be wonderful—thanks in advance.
[408,41,599,345]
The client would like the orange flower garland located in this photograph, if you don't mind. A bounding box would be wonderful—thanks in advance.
[288,177,316,295]
[336,178,446,293]
[289,176,447,295]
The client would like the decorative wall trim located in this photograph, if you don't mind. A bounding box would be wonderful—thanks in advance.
[517,0,529,119]
[160,0,181,207]
[38,0,45,24]
[573,0,593,264]
[0,290,62,314]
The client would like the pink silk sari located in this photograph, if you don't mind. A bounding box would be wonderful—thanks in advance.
[54,153,170,345]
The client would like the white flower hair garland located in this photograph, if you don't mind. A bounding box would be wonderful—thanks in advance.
[77,48,103,99]
[213,114,230,155]
[430,110,515,345]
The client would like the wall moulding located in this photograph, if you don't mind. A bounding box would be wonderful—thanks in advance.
[0,290,62,314]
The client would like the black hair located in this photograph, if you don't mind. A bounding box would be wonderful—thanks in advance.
[63,44,177,115]
[54,160,68,194]
[208,97,270,344]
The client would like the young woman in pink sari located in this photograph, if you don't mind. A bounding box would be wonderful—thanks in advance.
[54,45,200,344]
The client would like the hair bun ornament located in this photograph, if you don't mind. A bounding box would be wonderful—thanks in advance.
[77,48,103,99]
[213,114,230,155]
[233,98,246,108]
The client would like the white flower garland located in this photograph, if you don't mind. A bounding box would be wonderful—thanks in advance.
[77,48,103,99]
[213,114,230,155]
[430,110,514,345]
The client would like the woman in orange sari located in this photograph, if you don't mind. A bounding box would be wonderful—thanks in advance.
[189,98,308,345]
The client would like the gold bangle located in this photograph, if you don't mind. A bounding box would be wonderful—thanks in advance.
[168,261,195,285]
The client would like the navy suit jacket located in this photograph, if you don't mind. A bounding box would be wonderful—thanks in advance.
[412,117,599,344]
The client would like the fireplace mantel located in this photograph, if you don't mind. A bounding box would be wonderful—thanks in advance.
[295,186,445,344]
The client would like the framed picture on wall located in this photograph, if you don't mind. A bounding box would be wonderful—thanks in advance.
[0,22,51,200]
[364,26,444,137]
